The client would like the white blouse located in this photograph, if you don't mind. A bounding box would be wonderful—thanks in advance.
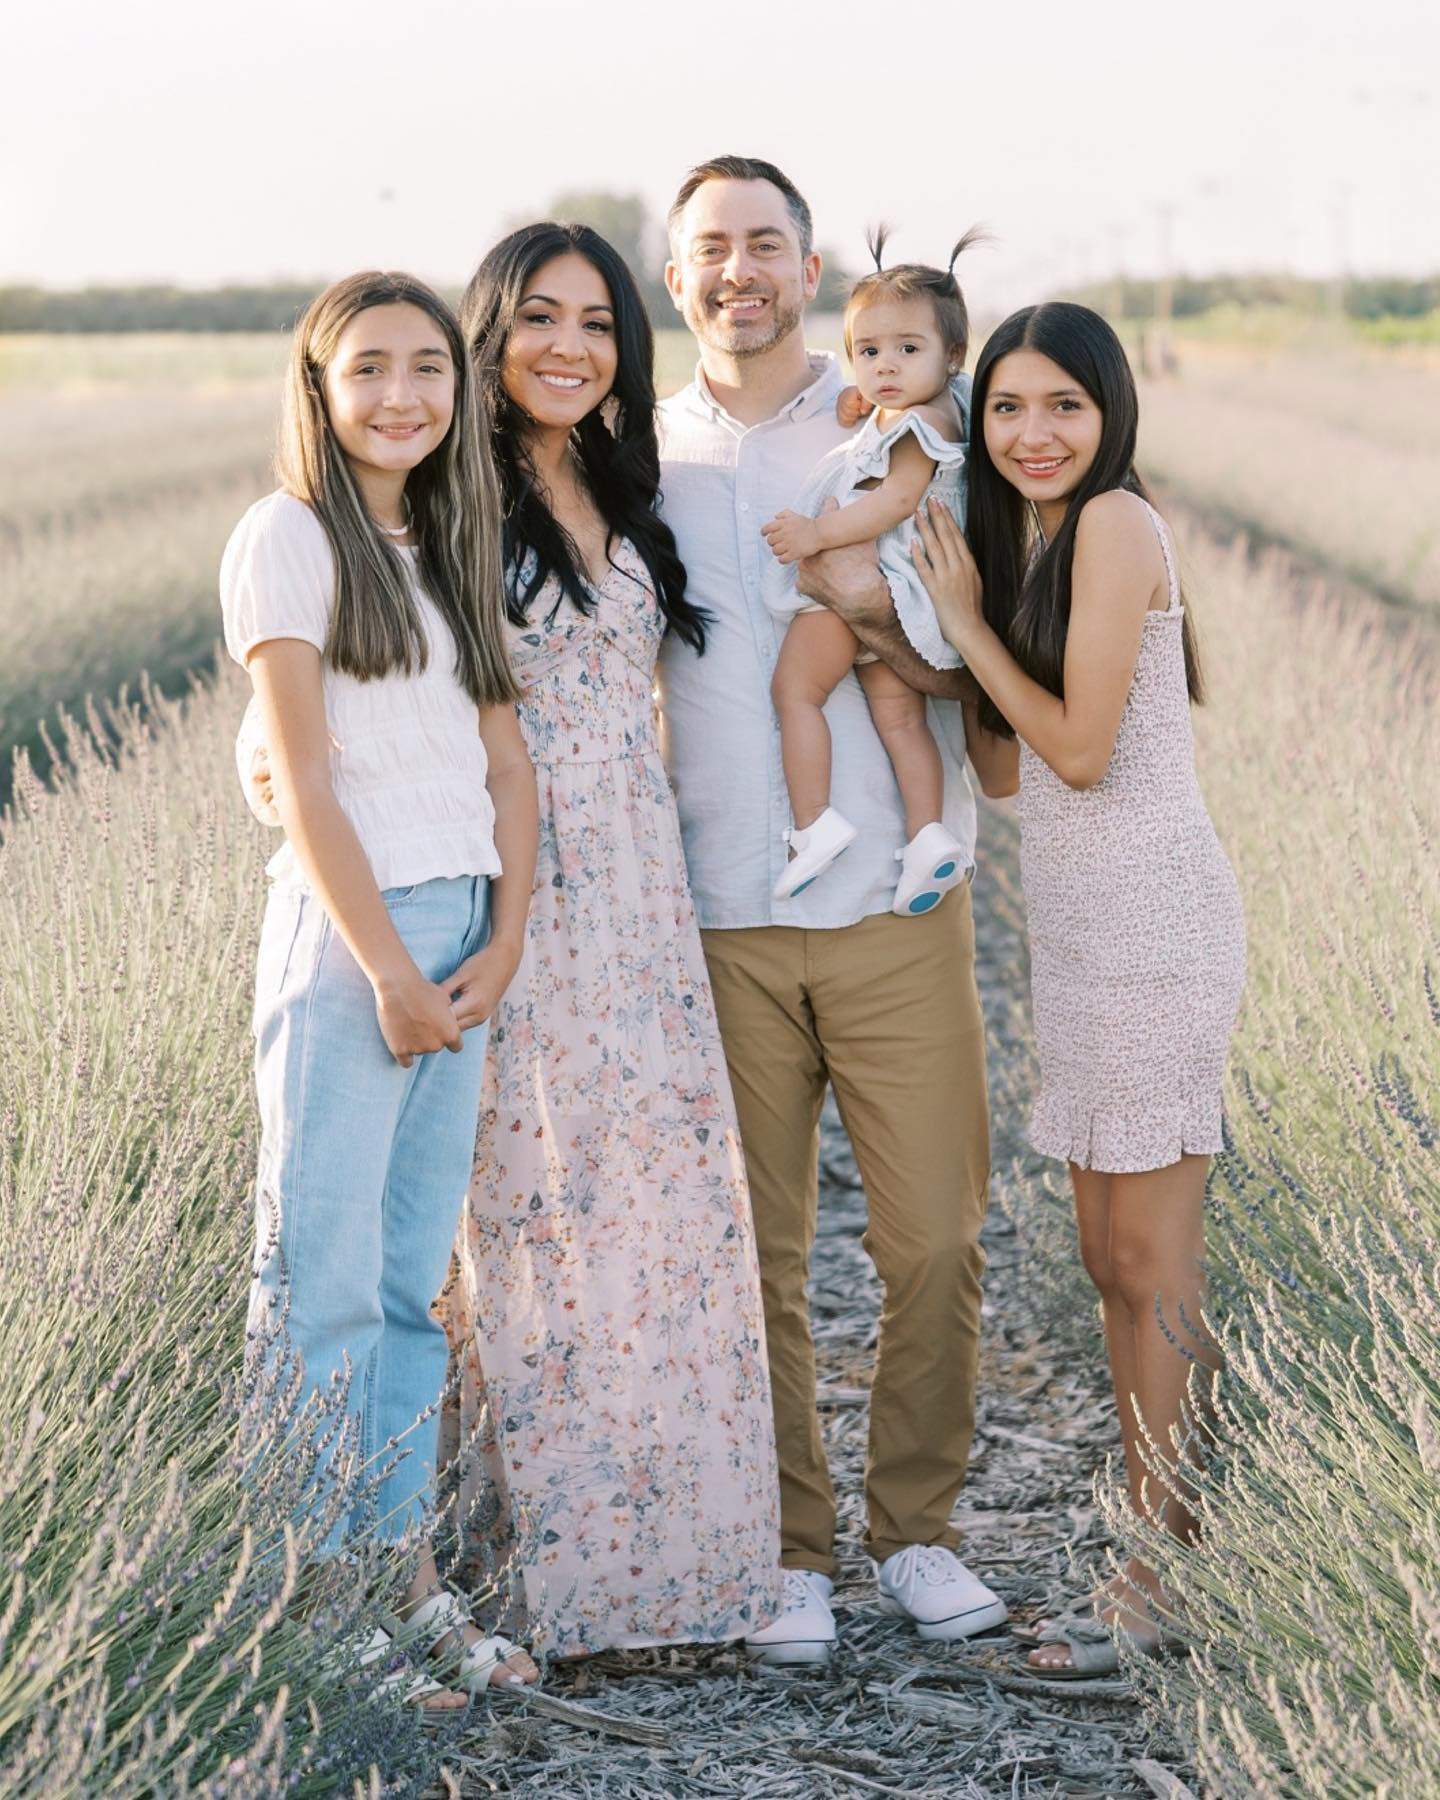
[220,490,501,893]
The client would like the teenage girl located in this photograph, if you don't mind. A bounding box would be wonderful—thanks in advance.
[760,232,981,915]
[911,302,1245,1678]
[220,272,541,1709]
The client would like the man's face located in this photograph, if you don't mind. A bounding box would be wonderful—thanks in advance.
[665,178,821,359]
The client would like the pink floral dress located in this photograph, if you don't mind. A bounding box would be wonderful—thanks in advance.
[444,541,781,1657]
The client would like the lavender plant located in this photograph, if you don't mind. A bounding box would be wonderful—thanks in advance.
[1058,527,1439,1796]
[0,677,474,1797]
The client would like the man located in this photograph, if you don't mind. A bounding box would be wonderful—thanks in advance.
[657,155,1009,1663]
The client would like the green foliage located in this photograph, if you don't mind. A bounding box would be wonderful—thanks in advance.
[0,285,325,334]
[0,188,858,338]
[1067,273,1440,326]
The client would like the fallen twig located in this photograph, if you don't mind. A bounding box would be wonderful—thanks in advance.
[1133,1758,1201,1799]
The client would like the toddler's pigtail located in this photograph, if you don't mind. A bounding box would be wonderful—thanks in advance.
[947,225,991,283]
[865,224,891,273]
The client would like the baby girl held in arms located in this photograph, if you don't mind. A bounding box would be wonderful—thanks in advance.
[761,228,984,915]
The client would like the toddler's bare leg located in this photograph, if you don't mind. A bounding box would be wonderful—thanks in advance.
[772,611,864,828]
[857,660,943,839]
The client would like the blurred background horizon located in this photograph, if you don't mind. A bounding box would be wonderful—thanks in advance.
[4,0,1436,321]
[2,0,1437,796]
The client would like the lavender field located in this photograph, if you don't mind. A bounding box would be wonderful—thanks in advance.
[1,329,1436,1797]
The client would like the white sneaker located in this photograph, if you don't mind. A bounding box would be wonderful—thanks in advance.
[744,1568,837,1665]
[773,807,858,901]
[875,1545,1008,1640]
[891,822,971,917]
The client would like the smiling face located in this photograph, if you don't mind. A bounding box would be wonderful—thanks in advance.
[321,302,456,494]
[982,348,1104,515]
[665,177,820,359]
[500,250,618,436]
[847,293,958,413]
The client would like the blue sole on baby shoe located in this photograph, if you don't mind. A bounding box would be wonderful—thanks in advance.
[784,844,849,901]
[907,891,942,914]
[933,860,957,879]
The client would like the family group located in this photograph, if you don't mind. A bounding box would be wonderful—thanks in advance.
[220,154,1245,1708]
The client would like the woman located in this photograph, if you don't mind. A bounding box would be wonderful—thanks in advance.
[440,223,781,1658]
[911,302,1245,1677]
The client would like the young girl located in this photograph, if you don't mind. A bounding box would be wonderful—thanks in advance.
[221,272,541,1709]
[911,302,1246,1678]
[760,232,980,914]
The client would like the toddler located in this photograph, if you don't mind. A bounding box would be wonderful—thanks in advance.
[762,230,980,913]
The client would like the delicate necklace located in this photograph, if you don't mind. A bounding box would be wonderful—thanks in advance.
[372,498,412,538]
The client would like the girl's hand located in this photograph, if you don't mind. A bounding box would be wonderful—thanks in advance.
[762,510,822,565]
[446,941,522,1032]
[836,385,873,429]
[912,500,985,648]
[374,969,464,1067]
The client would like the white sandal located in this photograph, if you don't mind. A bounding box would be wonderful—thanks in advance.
[339,1625,458,1715]
[395,1588,535,1693]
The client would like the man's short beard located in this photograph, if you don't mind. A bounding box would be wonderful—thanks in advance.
[688,294,803,358]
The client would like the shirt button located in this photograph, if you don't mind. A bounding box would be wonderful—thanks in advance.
[740,503,750,512]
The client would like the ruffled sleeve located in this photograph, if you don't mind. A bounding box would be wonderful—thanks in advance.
[220,491,334,666]
[849,405,967,484]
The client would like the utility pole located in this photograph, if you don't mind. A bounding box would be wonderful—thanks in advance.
[1150,203,1175,377]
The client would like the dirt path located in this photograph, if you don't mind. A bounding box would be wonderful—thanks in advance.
[434,809,1195,1799]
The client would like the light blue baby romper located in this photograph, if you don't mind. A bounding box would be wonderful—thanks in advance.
[763,372,972,670]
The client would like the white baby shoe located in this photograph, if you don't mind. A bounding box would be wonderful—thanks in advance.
[773,807,858,900]
[892,822,970,917]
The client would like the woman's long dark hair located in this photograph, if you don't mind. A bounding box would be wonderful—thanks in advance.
[461,221,707,652]
[966,301,1202,736]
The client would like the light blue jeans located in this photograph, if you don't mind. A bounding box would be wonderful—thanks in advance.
[248,874,491,1546]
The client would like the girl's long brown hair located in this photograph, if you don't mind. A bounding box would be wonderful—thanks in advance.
[278,270,519,705]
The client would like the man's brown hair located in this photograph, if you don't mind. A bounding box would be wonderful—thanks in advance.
[667,155,814,258]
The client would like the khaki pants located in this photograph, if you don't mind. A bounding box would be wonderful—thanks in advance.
[702,891,990,1573]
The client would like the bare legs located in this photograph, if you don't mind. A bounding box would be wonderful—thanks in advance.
[771,611,941,837]
[1030,1153,1218,1672]
[856,659,943,840]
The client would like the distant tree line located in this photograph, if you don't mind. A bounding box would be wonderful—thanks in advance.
[0,284,322,333]
[1065,272,1439,322]
[2,189,860,335]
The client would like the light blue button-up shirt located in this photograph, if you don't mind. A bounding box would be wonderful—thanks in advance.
[656,351,977,932]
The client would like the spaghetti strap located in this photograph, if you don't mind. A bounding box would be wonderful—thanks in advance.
[1136,497,1181,613]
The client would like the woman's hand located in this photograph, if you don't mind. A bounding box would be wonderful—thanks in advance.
[912,500,985,651]
[446,940,522,1033]
[374,968,464,1067]
[761,509,822,565]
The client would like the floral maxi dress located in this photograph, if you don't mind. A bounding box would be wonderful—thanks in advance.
[444,542,782,1656]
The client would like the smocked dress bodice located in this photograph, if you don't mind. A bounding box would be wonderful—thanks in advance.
[508,540,663,767]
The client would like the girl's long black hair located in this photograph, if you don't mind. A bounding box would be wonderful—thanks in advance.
[461,221,707,652]
[966,301,1202,736]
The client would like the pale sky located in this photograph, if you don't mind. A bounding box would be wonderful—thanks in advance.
[4,0,1435,314]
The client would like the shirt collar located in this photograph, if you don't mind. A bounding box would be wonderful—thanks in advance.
[683,349,843,427]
